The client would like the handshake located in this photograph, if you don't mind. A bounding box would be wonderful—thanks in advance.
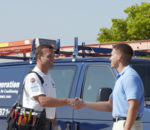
[68,97,86,110]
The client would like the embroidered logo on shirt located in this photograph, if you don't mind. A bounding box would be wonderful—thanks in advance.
[30,78,35,83]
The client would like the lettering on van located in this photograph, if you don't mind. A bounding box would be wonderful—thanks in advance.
[0,81,20,99]
[0,108,10,117]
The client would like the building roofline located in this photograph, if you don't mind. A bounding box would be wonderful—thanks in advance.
[60,39,150,48]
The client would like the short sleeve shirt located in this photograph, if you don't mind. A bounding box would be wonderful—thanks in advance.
[110,65,144,118]
[22,66,56,119]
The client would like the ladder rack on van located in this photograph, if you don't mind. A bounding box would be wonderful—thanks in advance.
[0,38,57,61]
[0,37,150,63]
[70,37,150,58]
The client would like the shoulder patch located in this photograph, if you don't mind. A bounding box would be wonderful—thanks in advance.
[30,78,35,83]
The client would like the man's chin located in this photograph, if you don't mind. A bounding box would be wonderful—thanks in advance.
[111,65,114,68]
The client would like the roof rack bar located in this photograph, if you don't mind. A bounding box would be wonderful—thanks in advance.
[72,37,78,58]
[134,51,150,56]
[91,47,112,54]
[82,42,85,57]
[56,39,60,51]
[0,55,29,60]
[55,39,60,55]
[29,39,36,63]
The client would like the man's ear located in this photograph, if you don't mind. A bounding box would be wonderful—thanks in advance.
[118,53,123,62]
[37,55,41,61]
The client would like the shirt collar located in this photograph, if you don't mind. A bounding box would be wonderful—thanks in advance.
[116,65,131,80]
[33,66,47,77]
[119,65,131,76]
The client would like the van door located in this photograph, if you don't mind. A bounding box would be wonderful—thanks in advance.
[132,63,150,129]
[73,62,116,130]
[50,63,82,130]
[0,64,34,130]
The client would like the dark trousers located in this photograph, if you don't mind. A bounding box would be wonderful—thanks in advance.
[45,119,52,130]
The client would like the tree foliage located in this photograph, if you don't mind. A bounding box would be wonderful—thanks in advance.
[97,2,150,43]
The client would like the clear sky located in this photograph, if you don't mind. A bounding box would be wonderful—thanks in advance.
[0,0,149,46]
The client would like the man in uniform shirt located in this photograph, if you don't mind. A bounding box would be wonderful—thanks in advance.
[22,44,74,130]
[72,43,144,130]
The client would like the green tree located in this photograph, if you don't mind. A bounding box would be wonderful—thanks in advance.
[97,28,113,43]
[97,2,150,43]
[125,2,150,40]
[111,19,130,42]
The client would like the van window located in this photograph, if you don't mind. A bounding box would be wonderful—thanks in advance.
[82,65,115,102]
[132,64,150,101]
[49,66,76,98]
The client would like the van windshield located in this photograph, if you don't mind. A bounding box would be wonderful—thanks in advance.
[132,63,150,101]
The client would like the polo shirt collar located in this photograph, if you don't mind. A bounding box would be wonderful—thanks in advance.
[116,65,131,80]
[119,65,131,76]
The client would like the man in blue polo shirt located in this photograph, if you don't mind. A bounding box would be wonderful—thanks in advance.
[110,44,144,130]
[72,43,144,130]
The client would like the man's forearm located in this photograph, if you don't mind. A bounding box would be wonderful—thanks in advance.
[124,107,138,130]
[37,95,71,107]
[124,100,139,130]
[85,100,112,112]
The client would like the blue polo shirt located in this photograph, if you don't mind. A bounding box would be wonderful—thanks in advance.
[111,65,144,118]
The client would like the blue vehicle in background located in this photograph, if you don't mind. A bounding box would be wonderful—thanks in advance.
[0,38,150,130]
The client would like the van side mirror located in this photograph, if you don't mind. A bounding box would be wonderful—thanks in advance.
[96,88,112,101]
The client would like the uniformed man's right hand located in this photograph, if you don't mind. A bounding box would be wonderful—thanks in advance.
[69,97,85,110]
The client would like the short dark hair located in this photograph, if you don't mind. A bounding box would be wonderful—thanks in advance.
[35,44,53,61]
[112,43,133,65]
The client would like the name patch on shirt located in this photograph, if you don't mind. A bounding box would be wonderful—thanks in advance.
[30,85,39,92]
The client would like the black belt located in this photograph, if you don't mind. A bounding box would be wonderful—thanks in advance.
[46,118,53,122]
[113,117,140,122]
